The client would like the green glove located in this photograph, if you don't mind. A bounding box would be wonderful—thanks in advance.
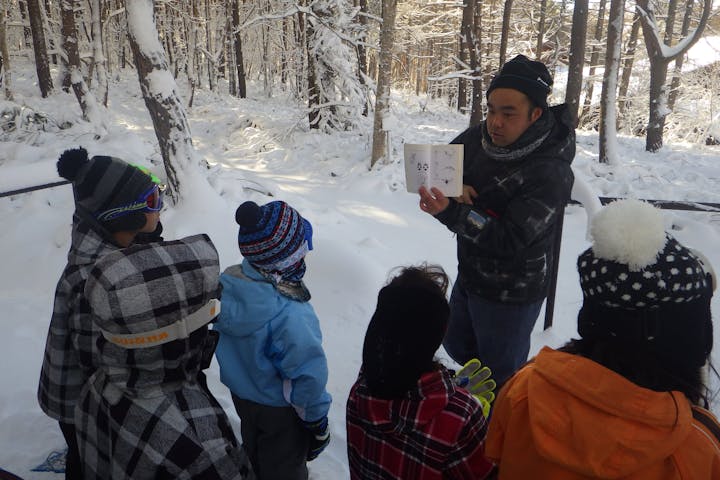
[454,358,496,418]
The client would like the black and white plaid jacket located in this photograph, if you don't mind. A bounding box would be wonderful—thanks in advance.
[75,234,251,479]
[38,216,120,422]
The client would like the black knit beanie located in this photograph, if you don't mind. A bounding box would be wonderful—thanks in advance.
[57,147,156,233]
[486,54,553,109]
[577,200,715,368]
[362,285,449,399]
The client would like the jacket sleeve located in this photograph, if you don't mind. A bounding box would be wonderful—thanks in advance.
[445,405,495,479]
[37,272,88,423]
[267,302,332,422]
[435,161,573,257]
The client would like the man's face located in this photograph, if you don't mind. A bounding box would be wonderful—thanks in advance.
[486,88,543,147]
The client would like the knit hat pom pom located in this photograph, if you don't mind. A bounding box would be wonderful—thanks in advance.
[57,147,90,181]
[236,201,262,227]
[590,199,667,271]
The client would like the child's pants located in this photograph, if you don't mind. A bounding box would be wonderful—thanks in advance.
[232,395,310,480]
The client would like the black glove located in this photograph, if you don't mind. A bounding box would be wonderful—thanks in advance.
[302,416,330,461]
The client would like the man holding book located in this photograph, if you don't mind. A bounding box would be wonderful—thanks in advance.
[418,54,575,393]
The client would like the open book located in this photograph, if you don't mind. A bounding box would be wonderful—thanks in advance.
[404,144,464,197]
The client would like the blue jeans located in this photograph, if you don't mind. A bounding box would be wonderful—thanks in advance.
[443,282,543,389]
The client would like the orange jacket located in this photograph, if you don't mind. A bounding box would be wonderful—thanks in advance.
[486,347,720,479]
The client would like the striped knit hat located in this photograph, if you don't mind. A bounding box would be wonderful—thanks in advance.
[57,147,156,232]
[235,201,312,281]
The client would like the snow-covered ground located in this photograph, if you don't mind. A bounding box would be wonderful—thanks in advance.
[1,61,719,478]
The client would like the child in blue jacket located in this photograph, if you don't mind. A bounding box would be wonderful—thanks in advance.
[213,200,331,480]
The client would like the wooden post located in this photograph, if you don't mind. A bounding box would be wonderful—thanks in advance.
[544,206,565,330]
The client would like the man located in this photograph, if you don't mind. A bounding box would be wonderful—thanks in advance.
[419,54,575,390]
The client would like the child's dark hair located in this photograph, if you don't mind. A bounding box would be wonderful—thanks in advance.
[362,263,450,399]
[386,263,449,298]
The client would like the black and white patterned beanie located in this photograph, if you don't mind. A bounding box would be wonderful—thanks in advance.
[57,147,156,232]
[577,199,715,367]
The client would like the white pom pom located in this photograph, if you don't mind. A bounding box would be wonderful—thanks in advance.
[590,199,667,271]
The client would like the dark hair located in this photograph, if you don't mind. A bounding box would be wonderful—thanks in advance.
[386,263,449,297]
[558,337,713,407]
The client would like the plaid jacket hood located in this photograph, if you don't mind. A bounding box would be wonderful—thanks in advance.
[84,234,221,394]
[346,366,494,479]
[75,235,252,479]
[38,215,120,422]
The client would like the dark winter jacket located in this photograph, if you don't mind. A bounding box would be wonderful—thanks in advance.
[346,366,494,480]
[436,104,575,304]
[74,235,251,479]
[38,215,119,423]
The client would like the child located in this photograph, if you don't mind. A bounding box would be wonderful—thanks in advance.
[37,147,164,479]
[486,199,720,479]
[76,234,251,479]
[346,264,495,480]
[213,201,331,480]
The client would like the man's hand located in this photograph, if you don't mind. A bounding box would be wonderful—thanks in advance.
[455,185,478,205]
[419,186,450,216]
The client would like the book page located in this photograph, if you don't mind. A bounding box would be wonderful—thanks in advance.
[404,143,463,197]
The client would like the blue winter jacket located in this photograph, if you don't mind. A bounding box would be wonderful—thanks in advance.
[213,260,331,423]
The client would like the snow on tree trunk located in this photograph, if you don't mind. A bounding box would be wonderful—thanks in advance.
[599,0,624,165]
[90,0,108,107]
[27,0,53,97]
[125,0,198,202]
[636,0,712,152]
[60,0,81,92]
[370,0,397,168]
[0,0,13,101]
[70,65,107,136]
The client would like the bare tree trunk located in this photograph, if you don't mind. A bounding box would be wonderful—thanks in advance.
[370,0,397,168]
[205,0,215,91]
[469,0,484,127]
[458,0,475,113]
[617,10,640,118]
[125,0,198,200]
[667,0,694,112]
[19,0,33,49]
[599,0,625,164]
[27,0,53,97]
[580,0,607,123]
[535,0,547,60]
[564,0,588,126]
[232,0,247,98]
[60,0,81,92]
[0,0,13,101]
[90,0,108,106]
[636,0,712,151]
[498,0,513,68]
[305,0,321,129]
[357,0,368,115]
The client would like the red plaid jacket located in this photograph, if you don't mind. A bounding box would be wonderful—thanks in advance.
[346,366,494,479]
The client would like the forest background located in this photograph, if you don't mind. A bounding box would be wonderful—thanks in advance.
[1,0,720,477]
